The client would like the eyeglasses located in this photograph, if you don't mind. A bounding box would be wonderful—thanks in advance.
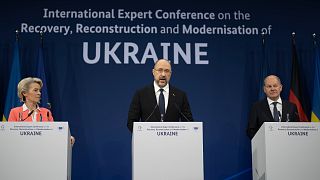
[155,68,171,74]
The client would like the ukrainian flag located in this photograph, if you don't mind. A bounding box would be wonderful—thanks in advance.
[2,41,21,122]
[311,42,320,122]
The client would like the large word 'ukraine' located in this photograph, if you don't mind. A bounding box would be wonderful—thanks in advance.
[83,42,209,64]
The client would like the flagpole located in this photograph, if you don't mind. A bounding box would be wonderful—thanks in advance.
[15,30,19,41]
[291,32,296,45]
[261,32,265,46]
[40,31,44,45]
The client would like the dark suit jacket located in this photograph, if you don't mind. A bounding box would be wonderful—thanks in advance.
[246,98,299,139]
[127,84,193,132]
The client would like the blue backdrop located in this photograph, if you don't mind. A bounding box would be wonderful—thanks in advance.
[1,0,319,179]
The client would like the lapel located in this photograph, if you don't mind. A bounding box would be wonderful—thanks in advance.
[263,98,274,121]
[164,86,175,120]
[147,85,157,106]
[22,110,32,122]
[36,110,43,122]
[148,84,161,121]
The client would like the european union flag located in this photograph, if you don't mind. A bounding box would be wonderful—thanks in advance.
[2,41,21,122]
[258,35,270,99]
[36,40,49,108]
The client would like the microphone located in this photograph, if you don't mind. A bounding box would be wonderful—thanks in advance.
[22,110,34,121]
[144,104,158,122]
[286,113,290,122]
[40,114,43,122]
[172,93,192,122]
[19,112,22,121]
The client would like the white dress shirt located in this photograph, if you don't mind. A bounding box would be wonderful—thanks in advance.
[267,97,282,120]
[22,103,40,122]
[153,81,169,113]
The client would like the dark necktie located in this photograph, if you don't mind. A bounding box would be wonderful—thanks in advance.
[159,89,165,121]
[272,102,280,122]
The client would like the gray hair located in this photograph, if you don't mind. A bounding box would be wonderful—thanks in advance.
[154,59,171,68]
[17,77,43,102]
[153,59,173,74]
[263,75,282,86]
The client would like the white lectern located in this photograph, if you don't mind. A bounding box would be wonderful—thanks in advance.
[252,122,320,180]
[132,122,204,180]
[0,122,72,180]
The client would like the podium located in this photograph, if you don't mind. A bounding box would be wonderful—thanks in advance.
[132,122,204,180]
[252,122,320,180]
[0,122,72,180]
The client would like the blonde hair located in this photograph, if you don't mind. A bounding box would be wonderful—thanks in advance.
[17,77,43,102]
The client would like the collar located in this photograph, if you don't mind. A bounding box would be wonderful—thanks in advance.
[153,81,169,92]
[267,97,282,105]
[22,103,41,112]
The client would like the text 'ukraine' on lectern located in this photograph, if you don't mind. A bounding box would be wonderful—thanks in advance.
[252,122,320,180]
[132,122,204,180]
[0,122,72,180]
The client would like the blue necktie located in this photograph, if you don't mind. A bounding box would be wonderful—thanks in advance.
[159,89,165,121]
[272,102,280,122]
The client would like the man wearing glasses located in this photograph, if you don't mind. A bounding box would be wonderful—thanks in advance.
[127,59,194,132]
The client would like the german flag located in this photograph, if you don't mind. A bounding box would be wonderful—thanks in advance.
[288,34,309,122]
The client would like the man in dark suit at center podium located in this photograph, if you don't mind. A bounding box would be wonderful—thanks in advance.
[127,59,194,132]
[247,75,299,139]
